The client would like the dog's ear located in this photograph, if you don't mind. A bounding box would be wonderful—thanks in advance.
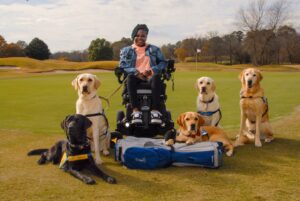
[84,117,92,129]
[255,69,263,82]
[72,76,79,90]
[61,115,71,130]
[94,75,101,89]
[196,113,203,136]
[194,79,200,92]
[177,113,186,130]
[239,70,246,86]
[211,79,216,92]
[197,114,205,127]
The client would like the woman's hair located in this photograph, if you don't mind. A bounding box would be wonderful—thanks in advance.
[131,24,149,40]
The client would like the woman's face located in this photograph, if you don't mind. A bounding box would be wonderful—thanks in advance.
[134,29,147,47]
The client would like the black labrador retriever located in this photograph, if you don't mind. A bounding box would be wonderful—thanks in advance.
[28,114,116,185]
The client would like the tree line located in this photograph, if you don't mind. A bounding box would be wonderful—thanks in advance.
[0,0,299,65]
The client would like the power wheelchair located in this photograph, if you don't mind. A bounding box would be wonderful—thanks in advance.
[113,60,176,139]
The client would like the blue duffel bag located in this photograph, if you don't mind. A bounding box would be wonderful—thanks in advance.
[115,137,173,169]
[115,136,223,169]
[124,147,172,169]
[171,142,223,168]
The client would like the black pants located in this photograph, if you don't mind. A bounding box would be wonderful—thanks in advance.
[127,74,163,110]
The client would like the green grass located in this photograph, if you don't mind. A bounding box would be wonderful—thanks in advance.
[0,70,300,201]
[1,71,299,133]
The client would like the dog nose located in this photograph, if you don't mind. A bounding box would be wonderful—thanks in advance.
[190,124,196,131]
[82,85,88,92]
[247,80,252,88]
[201,87,206,92]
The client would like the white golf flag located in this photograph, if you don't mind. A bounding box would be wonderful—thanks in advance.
[197,49,201,53]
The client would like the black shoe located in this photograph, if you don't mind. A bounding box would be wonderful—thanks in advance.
[131,111,142,124]
[150,111,162,124]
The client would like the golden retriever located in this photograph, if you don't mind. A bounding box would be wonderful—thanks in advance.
[235,68,274,147]
[196,77,222,127]
[72,73,111,165]
[176,112,234,156]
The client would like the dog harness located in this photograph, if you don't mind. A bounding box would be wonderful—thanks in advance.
[85,110,109,137]
[59,152,93,169]
[240,96,269,123]
[198,96,222,127]
[197,109,222,127]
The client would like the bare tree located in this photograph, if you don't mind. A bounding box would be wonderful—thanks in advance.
[237,0,289,65]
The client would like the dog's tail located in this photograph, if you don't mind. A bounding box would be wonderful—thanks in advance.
[27,149,48,156]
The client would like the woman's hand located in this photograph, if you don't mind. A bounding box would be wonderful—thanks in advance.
[141,69,153,77]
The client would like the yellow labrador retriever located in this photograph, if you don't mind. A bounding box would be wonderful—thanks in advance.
[72,73,110,165]
[176,112,234,156]
[235,68,274,147]
[196,77,222,127]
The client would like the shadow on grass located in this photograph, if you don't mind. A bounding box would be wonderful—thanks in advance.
[127,137,300,178]
[215,137,300,175]
[13,131,300,196]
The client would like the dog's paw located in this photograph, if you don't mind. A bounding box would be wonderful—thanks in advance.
[255,140,262,147]
[106,176,117,184]
[234,140,244,147]
[265,137,274,143]
[37,158,46,165]
[186,139,194,145]
[102,150,110,156]
[226,150,234,157]
[84,177,96,185]
[165,139,174,146]
[95,158,103,165]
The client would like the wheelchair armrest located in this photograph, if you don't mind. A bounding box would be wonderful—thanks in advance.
[114,67,126,84]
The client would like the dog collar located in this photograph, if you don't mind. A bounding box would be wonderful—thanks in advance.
[68,142,89,150]
[240,95,254,99]
[199,96,215,104]
[186,132,201,138]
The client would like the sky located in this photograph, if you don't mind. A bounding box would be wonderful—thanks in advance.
[0,0,299,52]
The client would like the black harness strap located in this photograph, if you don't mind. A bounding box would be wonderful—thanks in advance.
[215,109,222,127]
[85,112,104,117]
[85,111,109,136]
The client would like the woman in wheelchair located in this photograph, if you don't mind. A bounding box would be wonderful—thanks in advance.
[119,24,168,125]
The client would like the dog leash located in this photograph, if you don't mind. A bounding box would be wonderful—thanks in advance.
[98,77,128,110]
